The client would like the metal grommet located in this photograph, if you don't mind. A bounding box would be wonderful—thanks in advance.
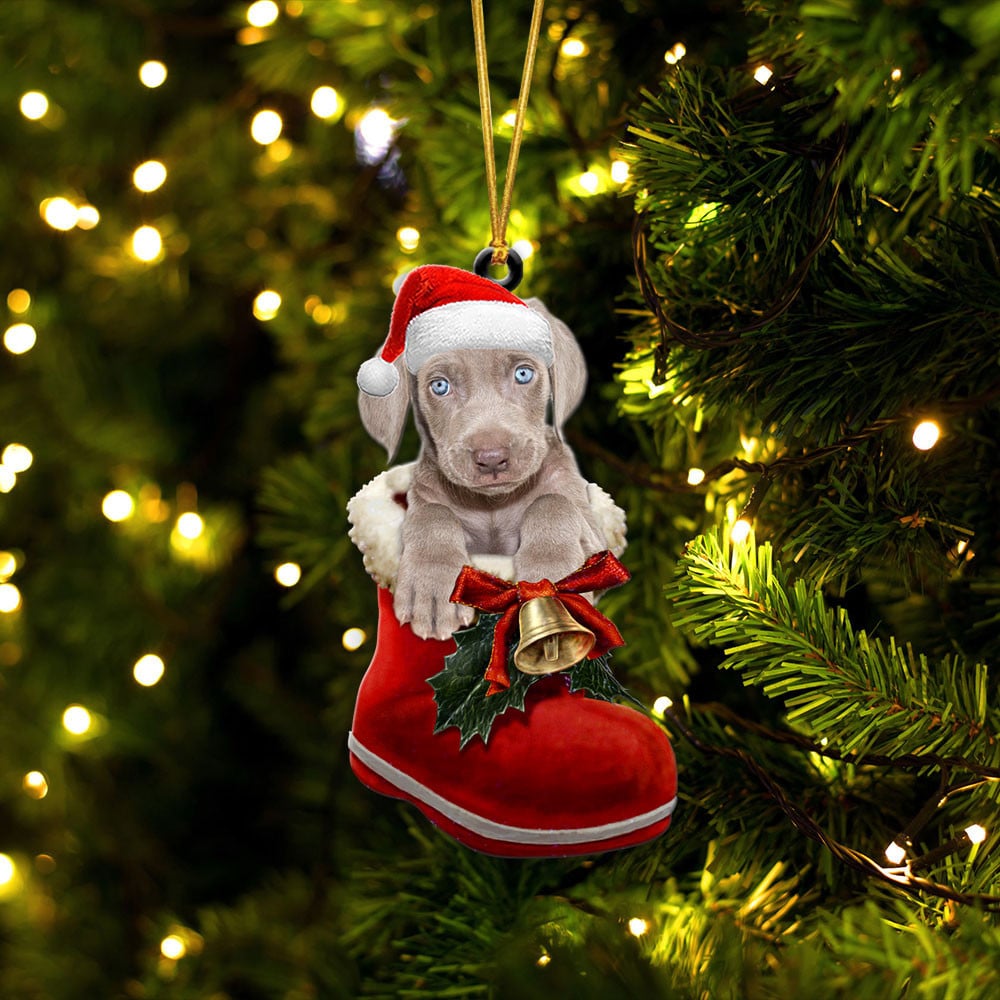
[473,246,523,291]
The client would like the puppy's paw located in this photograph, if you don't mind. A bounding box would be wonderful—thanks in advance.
[394,564,474,640]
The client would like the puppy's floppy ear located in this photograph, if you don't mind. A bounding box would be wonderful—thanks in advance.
[358,356,410,461]
[524,297,587,433]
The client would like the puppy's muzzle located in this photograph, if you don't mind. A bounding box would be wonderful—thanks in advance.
[473,447,510,477]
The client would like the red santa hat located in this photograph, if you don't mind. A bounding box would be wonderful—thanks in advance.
[356,265,553,397]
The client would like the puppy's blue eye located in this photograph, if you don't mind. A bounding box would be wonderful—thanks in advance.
[514,366,534,385]
[429,378,450,396]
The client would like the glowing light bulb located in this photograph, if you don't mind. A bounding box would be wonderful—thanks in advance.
[251,109,283,145]
[686,467,705,486]
[0,583,21,613]
[396,226,421,252]
[133,160,167,193]
[41,197,79,231]
[253,289,282,320]
[0,855,15,887]
[627,917,648,937]
[131,225,163,262]
[139,61,167,88]
[652,695,673,718]
[246,0,279,26]
[560,38,588,58]
[966,824,987,845]
[160,934,186,960]
[22,771,48,799]
[19,91,49,120]
[0,552,15,580]
[730,518,752,544]
[577,171,600,195]
[133,653,165,687]
[62,705,93,735]
[884,841,907,865]
[0,469,14,493]
[890,68,902,82]
[342,627,367,651]
[274,562,301,587]
[753,65,774,86]
[75,205,100,230]
[7,289,30,313]
[310,85,343,120]
[664,42,686,65]
[2,444,32,473]
[4,322,36,354]
[536,954,551,967]
[500,109,517,128]
[912,419,940,451]
[355,108,399,163]
[176,512,204,539]
[102,489,135,522]
[610,160,630,184]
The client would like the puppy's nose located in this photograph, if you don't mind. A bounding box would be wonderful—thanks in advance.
[473,447,510,474]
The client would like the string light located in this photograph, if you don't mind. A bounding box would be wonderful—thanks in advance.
[41,197,79,231]
[909,824,990,873]
[19,91,49,121]
[576,170,600,195]
[627,917,648,937]
[133,160,167,193]
[22,771,48,799]
[536,953,551,967]
[610,160,630,184]
[730,518,752,544]
[0,854,15,887]
[396,226,420,252]
[139,61,167,88]
[253,289,281,320]
[133,653,165,687]
[652,695,673,718]
[753,65,774,86]
[310,85,343,120]
[559,38,588,58]
[0,583,22,613]
[176,512,204,539]
[160,934,186,960]
[75,205,100,230]
[61,705,93,735]
[102,489,135,522]
[0,468,15,493]
[246,0,279,26]
[891,68,902,82]
[355,108,399,164]
[0,552,15,579]
[342,627,367,651]
[250,109,283,145]
[687,467,705,486]
[2,444,32,473]
[664,42,686,65]
[4,322,36,354]
[130,225,163,262]
[912,419,940,451]
[7,289,30,313]
[274,562,301,587]
[884,841,907,865]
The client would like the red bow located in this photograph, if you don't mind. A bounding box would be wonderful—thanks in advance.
[449,550,631,695]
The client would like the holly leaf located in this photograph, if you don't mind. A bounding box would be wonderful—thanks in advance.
[568,652,641,707]
[428,614,540,748]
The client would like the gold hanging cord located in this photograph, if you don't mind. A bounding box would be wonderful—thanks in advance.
[471,0,545,266]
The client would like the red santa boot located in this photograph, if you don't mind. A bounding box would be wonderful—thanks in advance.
[346,465,677,858]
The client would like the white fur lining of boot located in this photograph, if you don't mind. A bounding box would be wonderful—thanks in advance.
[347,462,627,590]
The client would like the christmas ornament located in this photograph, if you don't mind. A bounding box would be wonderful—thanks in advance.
[345,0,675,857]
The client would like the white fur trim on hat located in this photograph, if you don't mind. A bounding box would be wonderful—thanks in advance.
[357,356,400,397]
[347,464,627,590]
[403,300,552,374]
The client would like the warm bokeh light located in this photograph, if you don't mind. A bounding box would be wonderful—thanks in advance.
[253,289,282,320]
[7,289,30,313]
[4,322,36,354]
[0,854,15,887]
[754,64,774,85]
[19,90,49,120]
[62,705,93,735]
[627,917,648,937]
[0,468,15,493]
[966,824,987,845]
[396,226,420,252]
[577,170,600,195]
[41,197,79,231]
[342,627,367,651]
[22,771,49,799]
[884,841,907,865]
[133,160,167,192]
[912,419,941,451]
[160,934,187,960]
[274,562,302,587]
[355,107,398,163]
[610,160,630,184]
[102,489,135,522]
[0,552,15,580]
[560,38,588,58]
[652,695,673,718]
[2,444,33,473]
[131,225,163,262]
[133,653,166,687]
[246,0,279,27]
[75,204,100,229]
[139,60,167,88]
[730,518,753,544]
[310,85,343,119]
[0,583,22,613]
[250,109,283,145]
[176,512,204,539]
[686,467,705,486]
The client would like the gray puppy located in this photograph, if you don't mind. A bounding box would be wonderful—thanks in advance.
[359,296,606,641]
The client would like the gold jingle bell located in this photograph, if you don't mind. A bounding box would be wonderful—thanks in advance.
[513,596,596,675]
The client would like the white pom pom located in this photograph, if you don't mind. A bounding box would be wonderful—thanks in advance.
[357,356,400,397]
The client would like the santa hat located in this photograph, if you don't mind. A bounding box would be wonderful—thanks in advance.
[357,265,553,397]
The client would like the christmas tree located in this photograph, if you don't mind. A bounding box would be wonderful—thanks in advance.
[2,0,999,995]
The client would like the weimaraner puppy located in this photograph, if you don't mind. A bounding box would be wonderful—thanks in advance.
[360,299,607,640]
